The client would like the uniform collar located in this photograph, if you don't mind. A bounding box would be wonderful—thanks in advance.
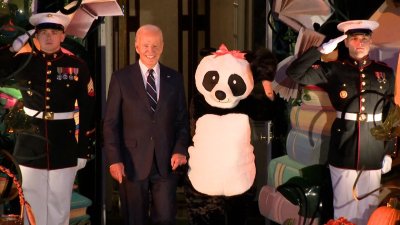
[345,55,371,68]
[351,55,371,67]
[35,49,64,60]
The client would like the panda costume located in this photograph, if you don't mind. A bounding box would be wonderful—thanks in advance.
[185,44,277,225]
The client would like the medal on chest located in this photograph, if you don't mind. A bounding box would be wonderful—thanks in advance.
[56,67,79,81]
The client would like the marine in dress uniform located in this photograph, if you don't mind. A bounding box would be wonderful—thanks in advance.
[286,20,394,224]
[0,12,95,225]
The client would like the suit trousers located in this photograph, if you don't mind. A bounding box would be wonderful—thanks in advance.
[20,165,77,225]
[119,161,178,225]
[329,165,380,225]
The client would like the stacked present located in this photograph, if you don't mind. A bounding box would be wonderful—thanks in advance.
[259,85,335,224]
[286,85,336,166]
[69,191,92,225]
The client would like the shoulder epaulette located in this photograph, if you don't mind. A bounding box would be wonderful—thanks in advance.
[374,60,391,68]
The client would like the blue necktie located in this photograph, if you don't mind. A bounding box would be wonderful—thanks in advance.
[146,69,157,112]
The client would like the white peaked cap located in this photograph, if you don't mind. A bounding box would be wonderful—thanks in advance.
[337,20,379,33]
[29,12,71,31]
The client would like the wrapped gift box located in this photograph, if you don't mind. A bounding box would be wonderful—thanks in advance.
[286,128,330,165]
[267,155,329,188]
[69,191,92,224]
[290,105,336,136]
[267,155,306,188]
[258,185,319,225]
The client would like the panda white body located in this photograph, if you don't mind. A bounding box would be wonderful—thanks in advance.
[187,45,256,196]
[188,113,255,196]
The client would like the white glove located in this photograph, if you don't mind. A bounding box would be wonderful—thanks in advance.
[77,158,87,170]
[381,155,392,174]
[10,29,35,52]
[318,34,347,54]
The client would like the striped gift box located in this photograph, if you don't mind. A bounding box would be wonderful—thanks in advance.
[286,128,330,166]
[290,105,336,136]
[301,85,333,108]
[258,185,319,225]
[267,155,307,188]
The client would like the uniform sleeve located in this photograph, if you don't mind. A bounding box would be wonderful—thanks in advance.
[286,47,331,85]
[76,61,95,158]
[384,66,396,155]
[387,67,395,97]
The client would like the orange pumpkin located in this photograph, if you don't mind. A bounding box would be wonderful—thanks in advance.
[367,198,400,225]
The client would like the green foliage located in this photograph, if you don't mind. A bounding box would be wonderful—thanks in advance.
[283,218,295,225]
[371,105,400,141]
[3,99,36,134]
[282,28,297,56]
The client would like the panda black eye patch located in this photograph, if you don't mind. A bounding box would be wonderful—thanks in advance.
[202,71,219,91]
[228,74,246,96]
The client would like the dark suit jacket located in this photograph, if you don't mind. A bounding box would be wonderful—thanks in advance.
[103,62,189,180]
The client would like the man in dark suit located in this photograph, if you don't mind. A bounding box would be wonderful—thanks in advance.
[103,24,190,225]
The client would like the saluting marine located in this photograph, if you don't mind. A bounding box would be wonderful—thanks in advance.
[0,12,95,225]
[286,20,394,225]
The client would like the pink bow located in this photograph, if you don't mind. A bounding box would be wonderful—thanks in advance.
[212,44,246,59]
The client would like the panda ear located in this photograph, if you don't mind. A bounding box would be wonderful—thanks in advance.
[242,50,255,63]
[249,48,277,82]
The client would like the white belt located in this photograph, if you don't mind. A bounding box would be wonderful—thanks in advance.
[23,107,75,120]
[336,111,382,122]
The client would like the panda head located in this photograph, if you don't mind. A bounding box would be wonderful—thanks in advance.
[195,44,254,109]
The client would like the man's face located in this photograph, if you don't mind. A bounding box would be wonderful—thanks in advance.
[344,34,372,60]
[36,28,65,54]
[135,30,163,68]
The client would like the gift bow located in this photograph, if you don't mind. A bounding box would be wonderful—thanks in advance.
[212,44,246,59]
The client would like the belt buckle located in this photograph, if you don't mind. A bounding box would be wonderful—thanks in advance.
[44,112,54,120]
[358,113,367,122]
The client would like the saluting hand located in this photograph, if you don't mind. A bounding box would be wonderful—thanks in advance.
[171,153,187,171]
[109,162,126,183]
[319,34,347,54]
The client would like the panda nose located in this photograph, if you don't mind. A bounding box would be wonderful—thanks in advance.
[215,90,226,101]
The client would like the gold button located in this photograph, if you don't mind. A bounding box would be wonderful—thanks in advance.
[362,82,366,86]
[45,105,50,109]
[339,90,348,99]
[66,84,70,87]
[361,106,365,111]
[361,74,365,78]
[361,98,366,102]
[47,70,51,75]
[343,83,346,87]
[27,81,31,84]
[27,90,32,96]
[46,79,51,83]
[46,88,51,92]
[46,96,50,100]
[361,89,365,92]
[47,61,51,66]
